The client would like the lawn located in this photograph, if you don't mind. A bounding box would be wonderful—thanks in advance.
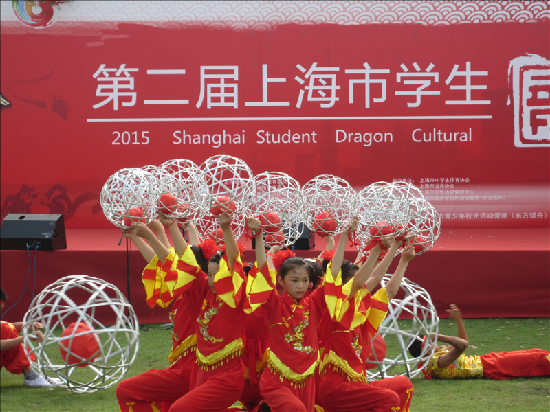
[1,318,549,412]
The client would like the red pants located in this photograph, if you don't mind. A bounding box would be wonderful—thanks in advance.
[168,356,245,412]
[317,369,411,412]
[259,367,315,412]
[0,322,30,374]
[369,376,413,412]
[240,377,263,412]
[481,349,550,380]
[116,353,196,412]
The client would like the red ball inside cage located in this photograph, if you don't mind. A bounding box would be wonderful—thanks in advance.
[208,228,225,245]
[123,207,144,227]
[313,211,337,237]
[58,322,100,367]
[412,236,427,254]
[158,193,176,215]
[259,211,282,233]
[369,222,395,238]
[266,231,285,246]
[210,196,236,216]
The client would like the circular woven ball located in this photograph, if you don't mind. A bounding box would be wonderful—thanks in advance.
[301,175,357,237]
[195,155,255,218]
[392,181,426,205]
[23,275,140,393]
[252,172,305,247]
[354,182,411,253]
[154,159,201,222]
[100,168,157,229]
[141,164,159,175]
[194,214,246,245]
[404,197,441,255]
[365,276,438,380]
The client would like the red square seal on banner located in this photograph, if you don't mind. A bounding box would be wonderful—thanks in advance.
[510,55,550,148]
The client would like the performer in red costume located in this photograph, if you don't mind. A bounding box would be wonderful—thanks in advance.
[245,217,360,412]
[240,308,270,412]
[117,217,209,412]
[410,304,550,381]
[139,211,247,412]
[1,288,55,388]
[317,236,415,412]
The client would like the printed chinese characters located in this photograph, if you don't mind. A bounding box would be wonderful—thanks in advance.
[92,62,491,112]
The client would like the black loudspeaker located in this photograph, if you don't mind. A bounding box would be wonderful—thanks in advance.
[0,214,67,251]
[252,223,314,250]
[287,223,314,250]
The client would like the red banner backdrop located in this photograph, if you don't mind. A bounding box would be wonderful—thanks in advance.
[1,2,549,230]
[1,2,549,323]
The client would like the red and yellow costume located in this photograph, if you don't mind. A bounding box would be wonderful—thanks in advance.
[423,348,550,380]
[117,249,201,412]
[1,322,33,374]
[240,309,270,411]
[165,245,248,412]
[317,267,412,412]
[244,262,344,412]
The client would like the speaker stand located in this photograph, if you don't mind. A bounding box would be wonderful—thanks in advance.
[120,235,148,332]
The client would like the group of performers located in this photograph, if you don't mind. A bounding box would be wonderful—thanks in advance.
[0,207,548,409]
[113,211,550,412]
[115,211,415,412]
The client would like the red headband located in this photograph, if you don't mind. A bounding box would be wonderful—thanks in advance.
[271,249,296,273]
[320,249,335,262]
[197,238,220,261]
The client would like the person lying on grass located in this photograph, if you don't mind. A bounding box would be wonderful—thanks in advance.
[409,304,550,380]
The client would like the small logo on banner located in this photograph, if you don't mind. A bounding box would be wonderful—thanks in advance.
[508,54,550,148]
[12,0,66,29]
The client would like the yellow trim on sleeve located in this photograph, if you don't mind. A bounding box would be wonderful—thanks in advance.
[324,262,344,320]
[142,249,178,308]
[367,288,389,332]
[215,253,244,308]
[167,334,197,366]
[244,264,277,314]
[266,349,319,385]
[339,281,370,329]
[243,349,269,380]
[319,350,367,383]
[169,245,201,294]
[196,338,244,370]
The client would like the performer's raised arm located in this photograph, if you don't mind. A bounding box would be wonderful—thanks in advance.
[219,211,237,272]
[133,222,170,262]
[122,227,155,263]
[182,220,200,246]
[248,216,266,269]
[431,305,469,368]
[385,243,415,299]
[363,237,399,293]
[331,217,359,282]
[158,212,188,258]
[149,218,171,250]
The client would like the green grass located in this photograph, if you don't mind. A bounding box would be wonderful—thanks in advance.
[1,319,549,412]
